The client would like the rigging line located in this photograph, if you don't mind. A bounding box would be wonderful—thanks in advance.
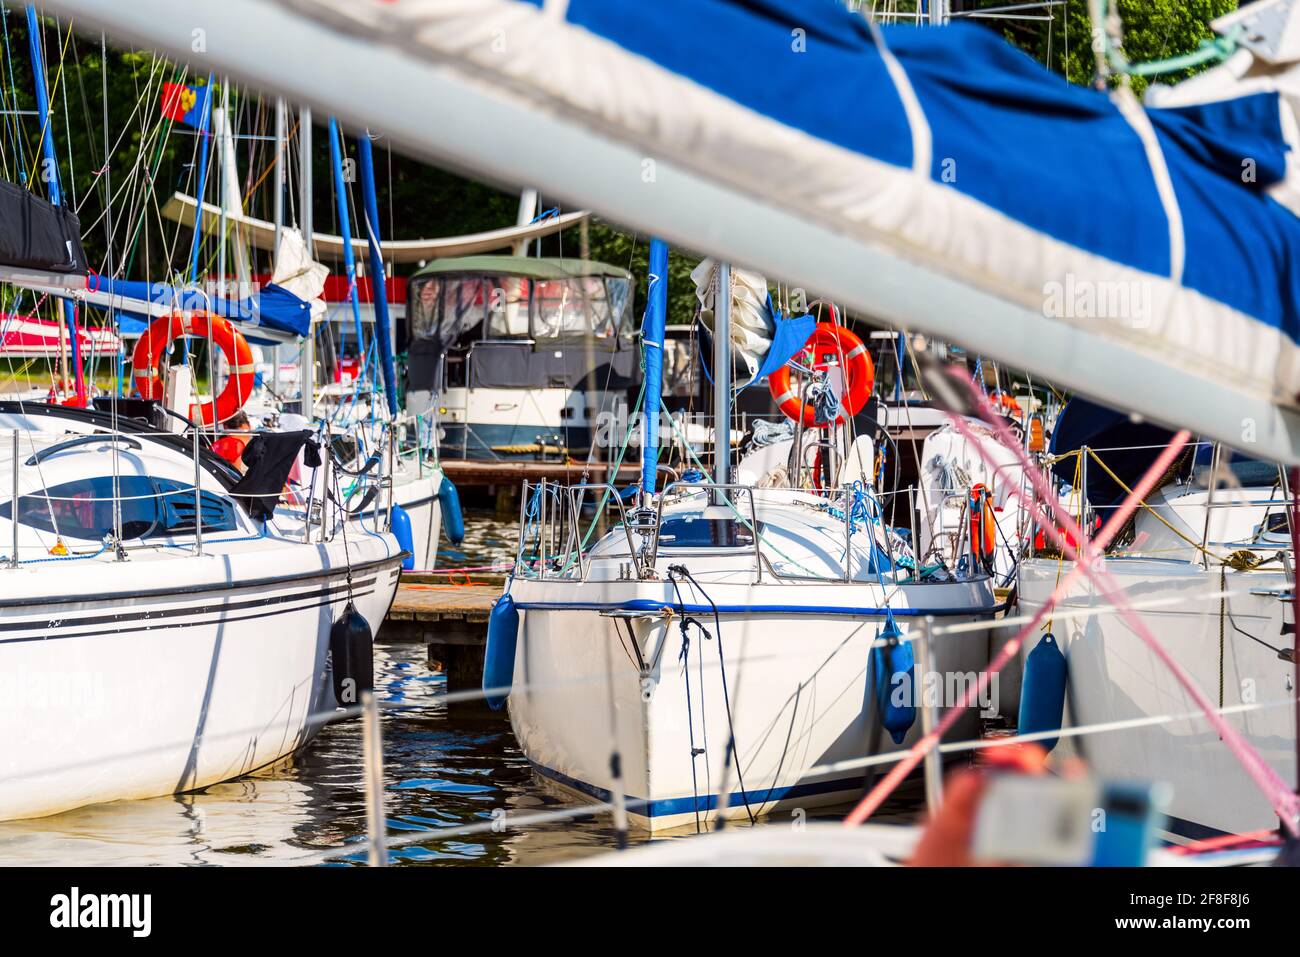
[670,564,756,825]
[0,2,27,176]
[0,11,16,180]
[56,19,76,211]
[118,63,188,280]
[22,14,74,193]
[72,55,169,236]
[669,574,705,834]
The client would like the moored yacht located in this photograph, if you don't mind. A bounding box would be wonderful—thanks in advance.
[487,254,1000,832]
[1018,451,1296,837]
[504,482,999,832]
[0,401,403,821]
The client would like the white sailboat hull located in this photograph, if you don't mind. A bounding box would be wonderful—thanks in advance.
[508,577,996,832]
[1018,558,1296,836]
[392,471,443,570]
[0,536,401,822]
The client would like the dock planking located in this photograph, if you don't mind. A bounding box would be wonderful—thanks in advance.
[383,578,501,693]
[387,581,500,626]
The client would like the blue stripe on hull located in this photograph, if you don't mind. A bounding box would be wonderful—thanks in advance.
[514,598,1004,618]
[528,759,865,820]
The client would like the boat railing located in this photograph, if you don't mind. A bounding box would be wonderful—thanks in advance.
[1036,440,1293,565]
[0,418,395,564]
[513,479,645,582]
[512,476,948,585]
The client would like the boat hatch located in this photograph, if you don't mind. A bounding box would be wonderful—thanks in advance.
[657,514,760,549]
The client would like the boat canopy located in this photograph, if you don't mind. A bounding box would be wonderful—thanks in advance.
[1050,398,1181,510]
[406,256,633,351]
[45,0,1300,462]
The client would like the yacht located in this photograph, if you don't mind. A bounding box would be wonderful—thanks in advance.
[0,401,403,821]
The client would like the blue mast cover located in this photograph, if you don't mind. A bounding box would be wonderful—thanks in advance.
[328,118,367,361]
[357,133,400,416]
[25,6,83,384]
[502,2,1300,380]
[640,238,668,495]
[88,275,313,343]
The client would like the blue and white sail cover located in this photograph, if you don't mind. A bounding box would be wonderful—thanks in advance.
[43,0,1300,457]
[284,1,1300,403]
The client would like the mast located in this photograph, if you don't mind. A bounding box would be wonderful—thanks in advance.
[328,117,365,376]
[298,105,314,418]
[25,7,84,404]
[712,261,731,501]
[639,238,668,496]
[272,97,286,399]
[186,72,215,284]
[214,81,251,293]
[273,99,285,256]
[356,131,399,417]
[512,188,538,256]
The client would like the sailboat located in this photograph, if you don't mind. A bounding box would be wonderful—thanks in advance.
[49,0,1300,858]
[0,11,404,821]
[1016,400,1297,836]
[486,248,1000,832]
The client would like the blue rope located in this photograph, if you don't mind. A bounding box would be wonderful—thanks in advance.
[17,541,108,564]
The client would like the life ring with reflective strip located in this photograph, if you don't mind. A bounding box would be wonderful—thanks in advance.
[768,322,874,428]
[131,311,255,425]
[969,483,997,572]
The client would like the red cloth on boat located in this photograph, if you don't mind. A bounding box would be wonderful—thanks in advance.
[212,433,251,470]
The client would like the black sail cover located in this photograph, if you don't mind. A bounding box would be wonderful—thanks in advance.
[0,178,88,274]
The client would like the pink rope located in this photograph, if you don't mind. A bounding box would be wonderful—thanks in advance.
[946,380,1298,830]
[844,381,1190,825]
[844,369,1299,834]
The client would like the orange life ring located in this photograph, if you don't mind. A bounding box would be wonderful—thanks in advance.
[131,311,255,426]
[989,390,1022,416]
[768,321,874,428]
[969,483,997,572]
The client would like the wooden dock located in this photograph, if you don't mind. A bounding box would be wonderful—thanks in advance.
[381,577,500,694]
[386,580,500,625]
[440,458,639,489]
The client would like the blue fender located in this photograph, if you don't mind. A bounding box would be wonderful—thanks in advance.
[1018,632,1068,753]
[390,502,415,571]
[439,473,465,545]
[872,618,916,745]
[483,592,520,710]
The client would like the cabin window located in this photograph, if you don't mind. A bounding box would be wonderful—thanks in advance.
[486,276,533,338]
[657,514,759,549]
[533,276,631,341]
[0,476,238,541]
[410,276,488,342]
[1190,448,1279,489]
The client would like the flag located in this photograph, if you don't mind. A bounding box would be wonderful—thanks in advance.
[159,81,210,129]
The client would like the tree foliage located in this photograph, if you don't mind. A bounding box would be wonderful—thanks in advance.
[1004,0,1237,94]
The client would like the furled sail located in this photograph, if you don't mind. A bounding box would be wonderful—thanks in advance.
[271,227,329,322]
[43,0,1300,462]
[692,259,773,386]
